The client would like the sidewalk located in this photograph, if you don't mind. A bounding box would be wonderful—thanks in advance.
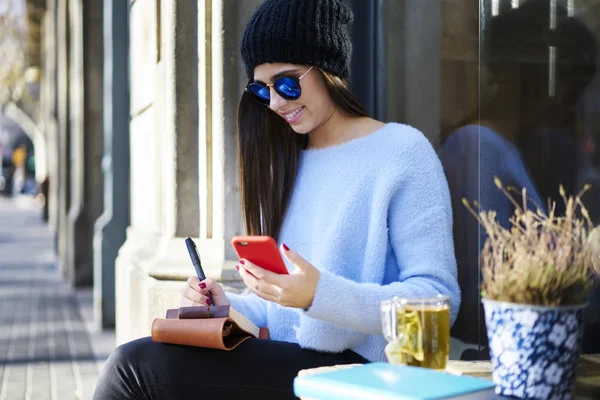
[0,196,115,400]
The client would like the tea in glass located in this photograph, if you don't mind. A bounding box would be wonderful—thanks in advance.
[381,295,450,370]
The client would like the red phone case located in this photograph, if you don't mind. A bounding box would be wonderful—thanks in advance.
[231,236,289,275]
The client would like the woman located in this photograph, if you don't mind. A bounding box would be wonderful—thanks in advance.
[93,0,459,398]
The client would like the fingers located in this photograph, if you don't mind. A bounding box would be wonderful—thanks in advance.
[182,276,213,305]
[181,297,205,307]
[280,243,310,272]
[239,259,284,284]
[248,287,280,304]
[187,276,220,295]
[200,278,230,306]
[182,286,212,305]
[202,278,225,297]
[237,262,282,300]
[186,276,201,290]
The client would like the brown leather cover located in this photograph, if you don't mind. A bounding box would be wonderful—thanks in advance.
[178,305,230,319]
[151,306,269,351]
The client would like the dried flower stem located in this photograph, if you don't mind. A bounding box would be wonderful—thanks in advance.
[463,178,599,306]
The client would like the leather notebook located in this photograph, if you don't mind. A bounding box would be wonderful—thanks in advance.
[151,305,269,350]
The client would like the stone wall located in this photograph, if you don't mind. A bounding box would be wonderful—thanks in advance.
[115,0,251,345]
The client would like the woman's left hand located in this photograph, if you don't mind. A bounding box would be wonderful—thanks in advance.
[236,244,320,310]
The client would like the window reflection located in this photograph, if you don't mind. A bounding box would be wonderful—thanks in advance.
[350,0,600,360]
[437,0,600,358]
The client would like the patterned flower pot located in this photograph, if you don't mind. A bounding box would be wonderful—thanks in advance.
[482,299,586,399]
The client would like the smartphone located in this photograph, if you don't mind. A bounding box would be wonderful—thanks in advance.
[231,236,289,275]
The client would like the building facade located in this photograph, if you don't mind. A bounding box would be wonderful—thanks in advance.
[36,0,600,355]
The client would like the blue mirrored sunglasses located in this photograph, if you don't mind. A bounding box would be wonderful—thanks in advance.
[245,66,314,105]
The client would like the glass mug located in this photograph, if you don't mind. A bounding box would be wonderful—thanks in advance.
[380,295,450,370]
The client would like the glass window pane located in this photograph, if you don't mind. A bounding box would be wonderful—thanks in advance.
[360,0,600,359]
[479,0,600,356]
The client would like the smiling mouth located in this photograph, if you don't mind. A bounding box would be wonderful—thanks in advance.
[282,107,304,122]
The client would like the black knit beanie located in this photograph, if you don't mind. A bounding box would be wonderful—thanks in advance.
[241,0,353,80]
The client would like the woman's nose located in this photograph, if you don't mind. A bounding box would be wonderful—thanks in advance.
[268,87,288,111]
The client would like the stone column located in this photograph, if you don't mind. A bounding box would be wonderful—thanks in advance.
[41,0,60,236]
[197,0,246,267]
[66,0,84,285]
[66,0,104,287]
[115,0,253,345]
[161,0,199,242]
[115,0,201,344]
[56,0,71,274]
[92,0,130,329]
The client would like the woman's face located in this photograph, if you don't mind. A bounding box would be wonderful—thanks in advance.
[252,63,336,134]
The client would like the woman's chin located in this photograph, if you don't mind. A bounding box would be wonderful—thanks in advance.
[289,122,311,134]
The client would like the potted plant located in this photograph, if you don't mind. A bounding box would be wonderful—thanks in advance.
[463,178,600,399]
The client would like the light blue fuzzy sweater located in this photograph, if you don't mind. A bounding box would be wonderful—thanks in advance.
[227,123,460,362]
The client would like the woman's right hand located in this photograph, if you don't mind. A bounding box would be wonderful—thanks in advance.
[180,276,230,307]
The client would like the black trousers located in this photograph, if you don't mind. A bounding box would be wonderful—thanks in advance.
[93,337,368,399]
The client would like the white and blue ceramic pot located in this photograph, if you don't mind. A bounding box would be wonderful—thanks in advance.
[482,299,586,399]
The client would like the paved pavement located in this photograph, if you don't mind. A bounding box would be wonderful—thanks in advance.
[0,196,115,400]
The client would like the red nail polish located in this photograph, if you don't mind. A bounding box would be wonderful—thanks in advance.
[283,243,289,251]
[206,298,212,305]
[235,265,240,270]
[199,282,206,289]
[239,260,245,265]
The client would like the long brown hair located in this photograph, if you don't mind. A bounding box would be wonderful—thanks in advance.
[237,69,369,240]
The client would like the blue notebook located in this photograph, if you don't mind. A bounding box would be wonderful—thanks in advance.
[293,363,496,400]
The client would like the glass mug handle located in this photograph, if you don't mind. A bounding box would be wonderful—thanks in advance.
[380,298,398,342]
[380,297,424,365]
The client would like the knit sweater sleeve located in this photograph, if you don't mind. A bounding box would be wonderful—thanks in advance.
[304,136,461,335]
[226,291,268,328]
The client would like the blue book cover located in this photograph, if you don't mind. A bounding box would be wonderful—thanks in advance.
[293,363,496,400]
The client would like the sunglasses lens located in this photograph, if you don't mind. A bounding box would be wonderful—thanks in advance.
[248,83,270,104]
[275,77,301,99]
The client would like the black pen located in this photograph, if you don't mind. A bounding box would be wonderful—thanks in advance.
[185,237,213,304]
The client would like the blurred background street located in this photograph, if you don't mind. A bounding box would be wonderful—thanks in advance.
[0,196,113,400]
